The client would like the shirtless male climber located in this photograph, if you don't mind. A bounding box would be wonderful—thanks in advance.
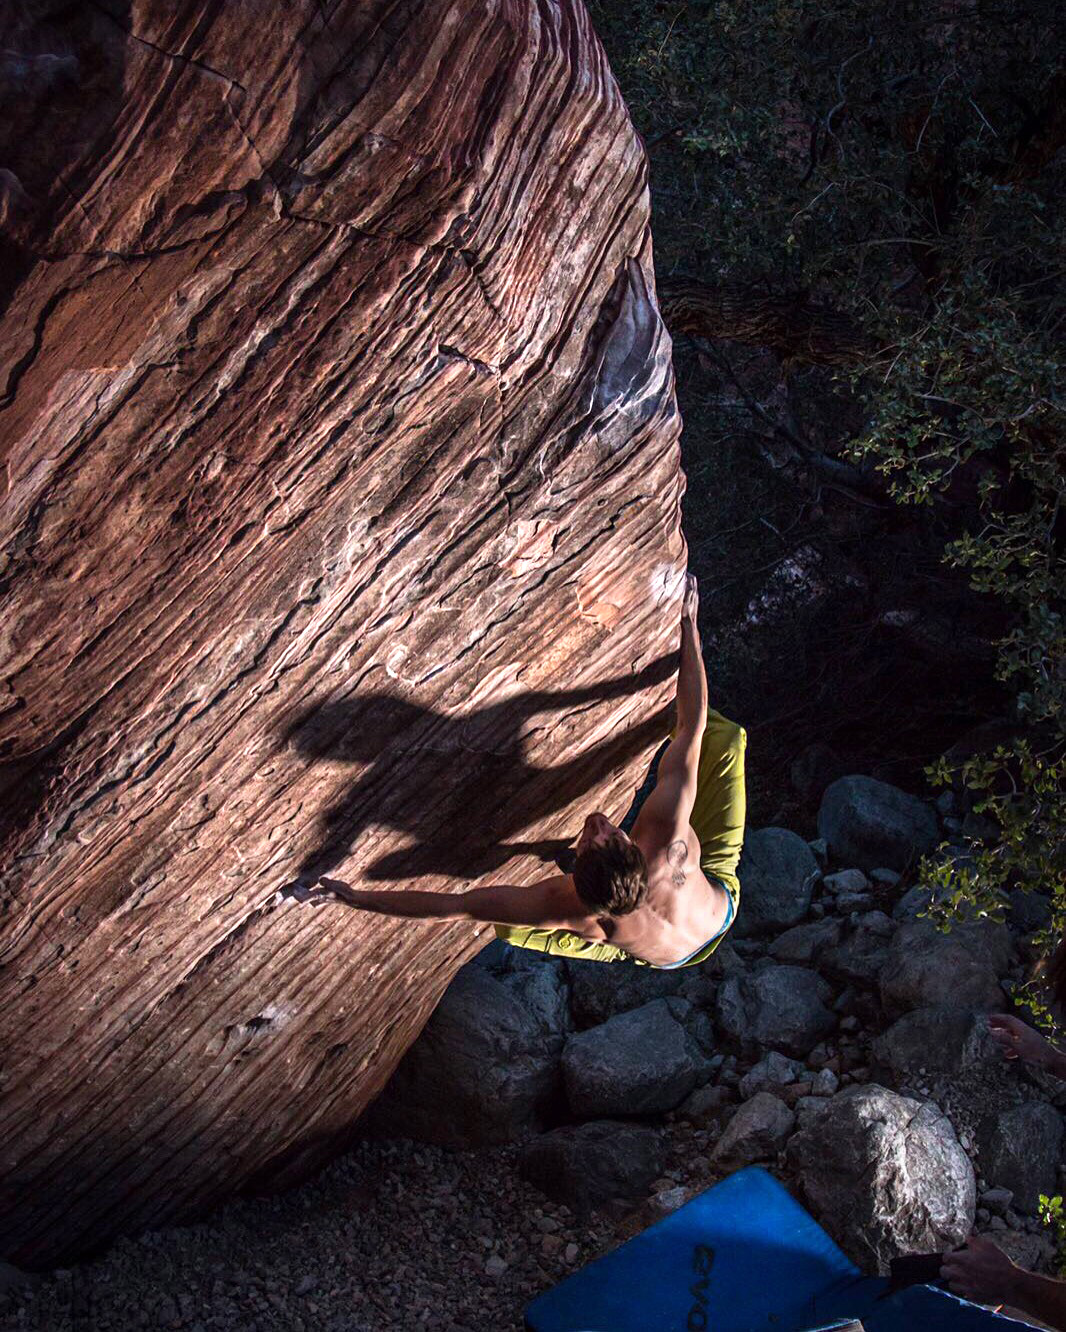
[299,574,747,970]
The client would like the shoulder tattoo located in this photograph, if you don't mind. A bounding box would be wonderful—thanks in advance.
[667,838,688,887]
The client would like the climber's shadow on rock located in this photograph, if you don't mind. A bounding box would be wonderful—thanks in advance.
[284,657,674,883]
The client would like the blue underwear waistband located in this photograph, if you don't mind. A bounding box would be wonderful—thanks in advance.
[655,883,736,970]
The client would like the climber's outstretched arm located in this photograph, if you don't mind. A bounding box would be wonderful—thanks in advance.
[316,874,600,932]
[631,574,707,831]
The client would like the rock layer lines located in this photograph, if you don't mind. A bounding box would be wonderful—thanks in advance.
[0,0,683,1265]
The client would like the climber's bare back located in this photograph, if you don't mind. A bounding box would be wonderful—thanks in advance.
[562,808,731,967]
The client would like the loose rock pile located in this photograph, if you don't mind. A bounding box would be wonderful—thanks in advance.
[3,772,1064,1329]
[369,770,1065,1271]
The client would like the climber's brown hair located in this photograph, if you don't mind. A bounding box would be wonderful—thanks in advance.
[573,838,648,915]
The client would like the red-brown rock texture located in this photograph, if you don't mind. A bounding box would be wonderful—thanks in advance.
[0,0,684,1265]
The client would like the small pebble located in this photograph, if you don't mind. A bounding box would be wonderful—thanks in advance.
[811,1068,839,1097]
[651,1186,689,1215]
[823,869,870,894]
[870,868,901,887]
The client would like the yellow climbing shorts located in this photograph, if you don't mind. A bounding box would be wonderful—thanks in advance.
[494,708,746,968]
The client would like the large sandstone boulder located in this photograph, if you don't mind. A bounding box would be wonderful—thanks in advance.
[818,777,939,872]
[734,827,819,936]
[787,1084,976,1271]
[0,0,683,1266]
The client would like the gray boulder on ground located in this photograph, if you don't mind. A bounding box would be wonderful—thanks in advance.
[823,869,870,895]
[367,957,571,1146]
[1008,889,1052,935]
[818,776,939,873]
[678,1084,732,1124]
[891,889,1013,972]
[734,828,820,937]
[739,1051,804,1099]
[787,1083,976,1271]
[472,939,575,1025]
[518,1120,665,1216]
[983,1230,1056,1274]
[892,885,1014,974]
[977,1102,1065,1214]
[855,910,895,938]
[962,918,1013,974]
[879,922,1005,1017]
[794,1094,833,1132]
[694,939,746,979]
[0,1264,40,1298]
[820,919,895,988]
[770,918,843,965]
[873,1007,995,1078]
[565,956,686,1027]
[835,891,875,913]
[892,882,941,922]
[712,1092,795,1167]
[811,1067,839,1096]
[790,742,847,804]
[715,965,836,1059]
[561,998,711,1117]
[870,868,901,888]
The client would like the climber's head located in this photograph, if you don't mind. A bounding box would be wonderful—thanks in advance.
[573,813,648,916]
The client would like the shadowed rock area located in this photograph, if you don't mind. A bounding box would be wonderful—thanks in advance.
[0,0,684,1267]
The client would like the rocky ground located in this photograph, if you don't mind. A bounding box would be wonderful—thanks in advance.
[3,772,1065,1331]
[0,1107,790,1332]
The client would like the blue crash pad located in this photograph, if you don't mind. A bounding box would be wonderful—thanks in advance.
[524,1167,1037,1332]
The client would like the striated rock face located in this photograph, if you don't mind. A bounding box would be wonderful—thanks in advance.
[0,0,684,1266]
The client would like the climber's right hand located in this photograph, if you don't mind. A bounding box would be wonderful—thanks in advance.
[317,875,362,906]
[279,874,335,905]
[681,572,699,626]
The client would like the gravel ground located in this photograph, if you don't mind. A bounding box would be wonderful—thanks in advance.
[1,1120,721,1332]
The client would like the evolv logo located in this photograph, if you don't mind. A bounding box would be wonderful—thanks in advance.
[687,1243,715,1330]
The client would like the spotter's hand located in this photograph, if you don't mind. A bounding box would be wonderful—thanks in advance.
[987,1013,1058,1069]
[941,1235,1019,1307]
